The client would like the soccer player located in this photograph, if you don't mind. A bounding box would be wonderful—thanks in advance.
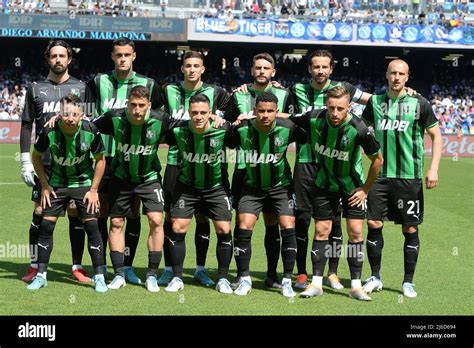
[229,91,304,298]
[87,37,163,285]
[91,86,171,292]
[20,39,92,283]
[27,94,107,292]
[361,59,442,298]
[290,86,383,301]
[164,94,233,294]
[290,49,369,290]
[159,50,230,287]
[226,52,295,289]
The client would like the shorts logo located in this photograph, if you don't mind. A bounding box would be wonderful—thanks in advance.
[146,129,155,139]
[210,138,220,148]
[81,143,89,151]
[274,136,284,146]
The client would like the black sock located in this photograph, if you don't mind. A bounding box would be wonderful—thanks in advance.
[403,230,420,284]
[163,219,172,267]
[328,213,343,275]
[347,241,364,280]
[234,228,252,277]
[98,217,108,265]
[295,210,311,275]
[110,251,124,277]
[124,217,141,267]
[195,221,210,267]
[146,251,162,278]
[216,233,232,279]
[37,219,56,273]
[311,240,329,277]
[264,224,280,279]
[280,228,297,279]
[83,220,105,270]
[68,215,85,266]
[29,213,42,265]
[170,231,186,279]
[367,227,384,279]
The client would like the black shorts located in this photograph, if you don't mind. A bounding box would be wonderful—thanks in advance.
[238,185,295,217]
[31,165,51,203]
[98,157,113,194]
[109,176,164,217]
[293,162,318,212]
[231,169,275,214]
[171,183,232,221]
[367,178,424,226]
[42,186,97,219]
[312,189,366,220]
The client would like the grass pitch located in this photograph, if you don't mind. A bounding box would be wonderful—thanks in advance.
[0,143,472,315]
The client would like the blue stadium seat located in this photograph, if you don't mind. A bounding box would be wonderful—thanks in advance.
[443,1,454,12]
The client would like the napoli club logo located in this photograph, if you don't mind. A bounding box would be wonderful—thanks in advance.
[290,23,305,38]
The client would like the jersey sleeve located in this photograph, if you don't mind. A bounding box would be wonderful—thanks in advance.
[343,82,364,104]
[150,80,164,110]
[33,127,50,153]
[89,124,105,155]
[288,119,307,144]
[361,96,375,125]
[226,123,243,149]
[21,84,36,123]
[214,86,231,113]
[282,90,296,114]
[92,111,115,135]
[357,120,380,156]
[224,94,240,122]
[164,126,178,146]
[289,111,312,132]
[418,96,439,129]
[86,76,100,117]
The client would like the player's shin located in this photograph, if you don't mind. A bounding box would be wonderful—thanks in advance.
[162,219,172,270]
[110,251,125,277]
[29,213,42,266]
[195,220,211,269]
[280,228,297,279]
[124,216,141,267]
[68,215,85,268]
[98,217,108,265]
[83,220,105,275]
[403,229,420,284]
[37,219,57,278]
[216,232,233,279]
[347,241,364,288]
[310,239,329,286]
[295,210,311,275]
[366,227,384,279]
[328,213,343,275]
[170,231,186,279]
[264,224,280,279]
[146,251,162,278]
[234,228,252,277]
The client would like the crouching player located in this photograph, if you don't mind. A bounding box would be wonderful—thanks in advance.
[28,94,107,292]
[164,94,234,294]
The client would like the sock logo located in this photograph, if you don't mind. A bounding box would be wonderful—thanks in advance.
[221,240,232,246]
[406,245,419,251]
[367,239,378,246]
[165,236,176,246]
[199,234,210,240]
[284,247,298,253]
[296,237,307,242]
[234,247,247,254]
[128,233,139,237]
[90,245,101,252]
[331,236,343,241]
[37,243,49,250]
[31,222,40,229]
[311,249,319,256]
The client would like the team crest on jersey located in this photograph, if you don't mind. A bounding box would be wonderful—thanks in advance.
[146,129,155,139]
[341,135,349,146]
[274,137,284,146]
[210,138,220,148]
[81,143,89,151]
[70,88,81,97]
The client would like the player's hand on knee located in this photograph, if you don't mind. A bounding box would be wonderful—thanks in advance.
[20,153,36,187]
[41,186,56,209]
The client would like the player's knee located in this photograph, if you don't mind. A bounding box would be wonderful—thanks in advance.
[367,220,383,229]
[110,217,125,231]
[147,214,163,229]
[315,221,331,237]
[278,216,295,229]
[402,225,417,233]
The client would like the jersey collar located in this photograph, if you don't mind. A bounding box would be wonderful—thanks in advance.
[113,70,136,82]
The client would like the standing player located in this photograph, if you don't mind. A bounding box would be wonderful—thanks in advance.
[165,94,234,294]
[159,50,230,287]
[290,86,383,301]
[290,49,370,290]
[229,92,304,298]
[227,53,294,289]
[92,86,172,292]
[27,94,107,292]
[362,59,442,298]
[87,37,163,284]
[20,39,92,283]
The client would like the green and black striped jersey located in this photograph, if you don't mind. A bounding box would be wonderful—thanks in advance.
[290,80,363,164]
[228,118,303,190]
[166,121,232,190]
[33,120,104,188]
[362,93,438,179]
[93,108,171,184]
[87,71,162,157]
[226,84,294,169]
[162,82,230,166]
[291,109,380,194]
